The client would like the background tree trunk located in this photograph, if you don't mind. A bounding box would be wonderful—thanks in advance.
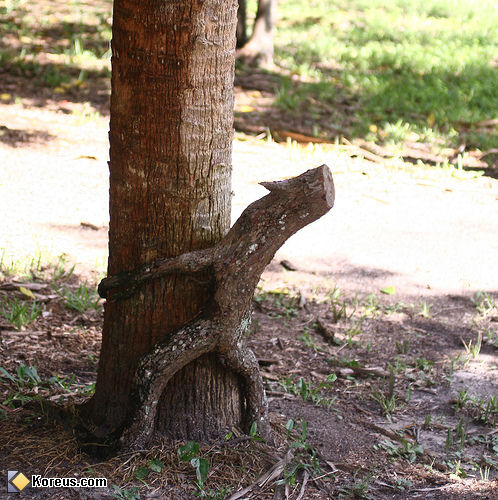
[237,0,275,67]
[236,0,248,48]
[83,0,239,442]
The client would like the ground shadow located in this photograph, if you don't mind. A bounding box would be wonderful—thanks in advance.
[0,125,55,146]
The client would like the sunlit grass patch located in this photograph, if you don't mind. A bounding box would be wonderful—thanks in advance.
[275,0,498,152]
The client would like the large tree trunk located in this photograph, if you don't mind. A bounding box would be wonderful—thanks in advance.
[81,0,239,442]
[237,0,275,67]
[75,0,334,450]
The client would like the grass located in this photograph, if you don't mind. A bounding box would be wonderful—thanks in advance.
[0,297,41,330]
[273,0,497,151]
[2,0,496,157]
[55,282,101,312]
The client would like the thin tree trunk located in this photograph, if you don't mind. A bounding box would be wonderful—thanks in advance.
[237,0,248,48]
[81,0,238,442]
[237,0,274,67]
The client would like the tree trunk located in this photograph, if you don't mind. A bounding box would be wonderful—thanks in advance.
[98,164,335,449]
[236,0,248,48]
[81,0,239,442]
[75,0,334,451]
[237,0,274,67]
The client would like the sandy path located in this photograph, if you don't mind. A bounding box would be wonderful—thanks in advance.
[1,102,497,297]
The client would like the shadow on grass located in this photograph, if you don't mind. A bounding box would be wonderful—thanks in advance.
[0,3,111,114]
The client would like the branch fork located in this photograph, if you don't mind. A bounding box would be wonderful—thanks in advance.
[100,165,335,448]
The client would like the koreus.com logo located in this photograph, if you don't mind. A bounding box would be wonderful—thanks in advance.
[7,471,107,493]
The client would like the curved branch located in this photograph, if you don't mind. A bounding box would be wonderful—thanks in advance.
[98,247,215,300]
[111,165,335,447]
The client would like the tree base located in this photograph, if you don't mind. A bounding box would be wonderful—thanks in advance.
[93,165,335,450]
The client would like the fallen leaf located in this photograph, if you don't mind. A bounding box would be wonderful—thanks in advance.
[20,287,36,299]
[239,105,255,113]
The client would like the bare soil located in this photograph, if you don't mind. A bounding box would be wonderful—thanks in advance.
[0,93,497,499]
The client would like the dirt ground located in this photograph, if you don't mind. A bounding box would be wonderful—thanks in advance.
[0,92,497,499]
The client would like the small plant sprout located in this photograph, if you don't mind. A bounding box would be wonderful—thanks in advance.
[483,328,498,349]
[371,388,397,419]
[278,376,336,408]
[0,297,41,330]
[55,282,101,312]
[111,485,140,500]
[375,438,424,463]
[479,466,490,482]
[362,293,380,317]
[472,291,497,317]
[461,332,482,360]
[297,329,322,351]
[419,301,433,318]
[177,441,210,495]
[281,419,321,487]
[396,339,410,354]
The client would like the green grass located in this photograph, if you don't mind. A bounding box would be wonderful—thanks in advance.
[55,282,101,312]
[0,297,41,330]
[273,0,498,151]
[1,0,496,155]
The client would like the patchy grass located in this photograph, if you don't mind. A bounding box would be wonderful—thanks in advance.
[1,264,498,496]
[274,0,498,151]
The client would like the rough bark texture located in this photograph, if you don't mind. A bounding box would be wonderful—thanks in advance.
[237,0,274,67]
[99,165,335,449]
[82,0,239,441]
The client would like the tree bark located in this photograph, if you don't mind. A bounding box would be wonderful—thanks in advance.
[99,165,335,449]
[80,0,239,442]
[76,0,334,450]
[237,0,275,67]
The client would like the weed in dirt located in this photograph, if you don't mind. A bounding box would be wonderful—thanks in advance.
[0,363,42,388]
[0,297,41,330]
[0,363,43,408]
[51,254,76,282]
[461,331,482,360]
[326,286,358,322]
[297,329,322,351]
[415,357,434,372]
[472,291,497,317]
[0,362,90,408]
[483,328,498,349]
[370,388,397,418]
[395,339,410,354]
[0,250,75,283]
[393,476,412,491]
[361,294,381,317]
[254,287,299,318]
[278,374,337,408]
[281,419,321,487]
[55,282,101,312]
[338,469,376,499]
[375,438,424,464]
[112,485,140,500]
[79,381,96,396]
[418,301,433,318]
[176,441,230,498]
[370,368,398,418]
[0,249,42,279]
[344,320,364,347]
